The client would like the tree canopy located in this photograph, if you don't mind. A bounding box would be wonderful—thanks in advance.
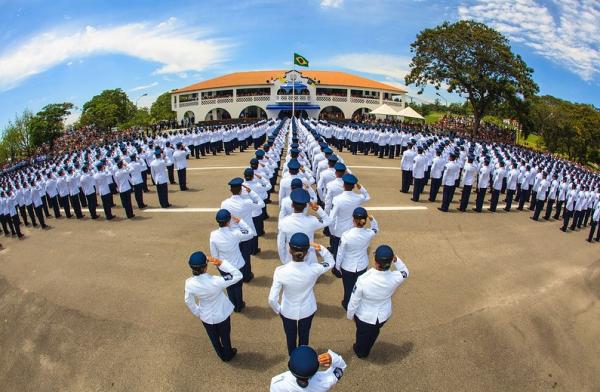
[527,95,600,164]
[29,102,74,148]
[151,92,176,121]
[405,20,539,135]
[80,88,136,130]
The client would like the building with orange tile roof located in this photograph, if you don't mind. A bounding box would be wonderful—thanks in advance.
[171,70,406,122]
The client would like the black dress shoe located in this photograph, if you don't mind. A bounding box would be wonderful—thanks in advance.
[223,348,237,362]
[437,207,447,212]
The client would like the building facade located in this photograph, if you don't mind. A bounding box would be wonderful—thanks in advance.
[171,70,406,122]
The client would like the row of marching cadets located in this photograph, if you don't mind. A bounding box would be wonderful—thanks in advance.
[0,121,280,242]
[183,118,410,391]
[311,119,600,242]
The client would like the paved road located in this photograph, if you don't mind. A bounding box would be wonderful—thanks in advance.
[1,149,598,391]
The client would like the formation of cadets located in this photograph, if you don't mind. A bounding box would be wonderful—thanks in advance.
[317,120,600,242]
[2,114,597,389]
[184,118,409,390]
[0,121,272,243]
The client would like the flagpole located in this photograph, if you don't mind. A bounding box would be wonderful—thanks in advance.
[292,54,295,122]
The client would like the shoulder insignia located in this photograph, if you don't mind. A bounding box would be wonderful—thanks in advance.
[333,368,344,380]
[240,229,249,234]
[223,274,233,281]
[372,228,378,233]
[401,271,408,279]
[352,285,357,293]
[322,262,329,268]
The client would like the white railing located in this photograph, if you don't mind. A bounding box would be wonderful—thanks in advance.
[216,97,233,104]
[332,96,348,102]
[179,101,199,107]
[276,95,311,103]
[235,96,271,103]
[383,100,403,106]
[365,98,380,105]
[350,97,365,104]
[202,99,216,105]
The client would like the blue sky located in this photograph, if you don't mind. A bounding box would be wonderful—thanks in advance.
[1,0,599,129]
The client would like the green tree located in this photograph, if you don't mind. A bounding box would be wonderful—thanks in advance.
[1,110,34,160]
[150,92,176,121]
[80,89,135,131]
[405,20,539,135]
[120,107,152,129]
[29,102,74,148]
[527,95,600,164]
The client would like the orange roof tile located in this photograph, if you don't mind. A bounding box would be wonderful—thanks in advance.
[173,70,406,94]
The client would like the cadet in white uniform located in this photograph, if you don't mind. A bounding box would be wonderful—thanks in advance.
[209,209,254,312]
[587,194,600,242]
[150,150,171,208]
[277,189,332,264]
[270,346,347,391]
[221,177,265,282]
[347,245,409,358]
[94,163,116,220]
[172,142,189,191]
[328,173,370,259]
[184,251,242,362]
[400,141,416,193]
[268,233,334,355]
[439,153,460,212]
[114,159,135,219]
[334,207,378,310]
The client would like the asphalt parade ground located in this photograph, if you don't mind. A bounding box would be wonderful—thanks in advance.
[1,148,598,391]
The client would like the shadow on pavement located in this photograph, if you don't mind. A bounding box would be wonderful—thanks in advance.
[230,351,286,370]
[316,302,345,319]
[239,305,277,320]
[369,341,414,364]
[247,275,272,288]
[256,249,278,260]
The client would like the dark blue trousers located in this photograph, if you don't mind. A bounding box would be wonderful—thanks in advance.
[341,268,366,309]
[353,316,386,358]
[281,313,314,355]
[202,317,233,360]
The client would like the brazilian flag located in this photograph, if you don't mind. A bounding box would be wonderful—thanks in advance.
[294,53,309,67]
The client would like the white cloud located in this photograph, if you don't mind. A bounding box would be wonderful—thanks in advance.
[0,17,229,91]
[129,81,159,92]
[323,52,463,104]
[136,93,159,109]
[321,0,344,8]
[63,110,80,126]
[458,0,600,81]
[323,53,411,81]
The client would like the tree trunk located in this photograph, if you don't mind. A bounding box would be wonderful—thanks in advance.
[472,112,481,137]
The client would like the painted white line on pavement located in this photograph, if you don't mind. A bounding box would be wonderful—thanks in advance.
[144,206,427,213]
[367,206,428,211]
[188,166,247,170]
[348,166,400,170]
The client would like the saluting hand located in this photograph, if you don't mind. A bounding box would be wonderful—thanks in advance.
[356,182,362,189]
[310,242,322,251]
[232,215,240,223]
[309,202,319,211]
[255,173,262,179]
[207,256,222,266]
[242,184,251,192]
[368,215,373,221]
[318,352,332,367]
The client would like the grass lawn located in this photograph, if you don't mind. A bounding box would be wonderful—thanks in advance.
[425,111,445,124]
